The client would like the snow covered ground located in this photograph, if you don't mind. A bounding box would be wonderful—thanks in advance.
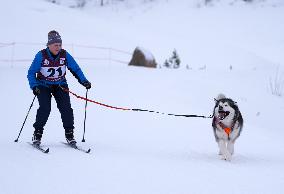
[1,0,284,194]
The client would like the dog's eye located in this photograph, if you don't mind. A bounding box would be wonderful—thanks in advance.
[224,104,228,107]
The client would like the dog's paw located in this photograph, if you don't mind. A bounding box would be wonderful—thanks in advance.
[221,153,232,161]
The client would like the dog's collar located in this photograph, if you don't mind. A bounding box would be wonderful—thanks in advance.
[215,118,231,136]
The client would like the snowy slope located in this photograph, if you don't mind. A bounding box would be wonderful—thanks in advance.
[1,0,284,194]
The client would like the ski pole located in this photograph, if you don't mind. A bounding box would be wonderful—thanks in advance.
[14,95,36,142]
[82,89,88,142]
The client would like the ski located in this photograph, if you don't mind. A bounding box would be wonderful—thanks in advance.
[61,142,91,154]
[28,142,49,154]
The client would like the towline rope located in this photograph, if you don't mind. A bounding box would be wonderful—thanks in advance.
[61,86,213,119]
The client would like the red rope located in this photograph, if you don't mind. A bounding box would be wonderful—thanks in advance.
[62,87,131,111]
[61,86,213,119]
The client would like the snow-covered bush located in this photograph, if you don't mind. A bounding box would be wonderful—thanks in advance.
[46,0,87,8]
[45,0,156,7]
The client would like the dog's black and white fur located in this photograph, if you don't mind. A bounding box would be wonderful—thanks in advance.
[212,94,243,161]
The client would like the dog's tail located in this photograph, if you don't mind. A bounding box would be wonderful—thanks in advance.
[216,93,226,101]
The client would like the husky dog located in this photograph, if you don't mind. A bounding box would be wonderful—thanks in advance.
[212,94,243,161]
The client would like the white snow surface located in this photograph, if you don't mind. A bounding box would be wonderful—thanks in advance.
[1,0,284,194]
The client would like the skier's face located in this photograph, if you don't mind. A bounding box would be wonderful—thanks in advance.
[48,43,62,55]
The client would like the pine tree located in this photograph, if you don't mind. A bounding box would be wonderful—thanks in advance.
[164,59,170,68]
[163,49,181,69]
[172,49,180,69]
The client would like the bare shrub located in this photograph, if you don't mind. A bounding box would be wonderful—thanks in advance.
[269,66,284,97]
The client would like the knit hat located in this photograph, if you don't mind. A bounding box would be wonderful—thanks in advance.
[47,30,62,45]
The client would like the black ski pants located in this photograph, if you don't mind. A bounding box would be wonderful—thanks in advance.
[33,85,74,133]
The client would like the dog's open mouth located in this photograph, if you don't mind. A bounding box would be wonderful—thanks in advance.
[218,111,230,120]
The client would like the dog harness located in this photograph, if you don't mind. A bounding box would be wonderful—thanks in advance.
[37,49,67,82]
[215,118,231,137]
[219,122,231,136]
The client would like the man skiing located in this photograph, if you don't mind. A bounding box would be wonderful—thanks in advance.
[27,30,91,146]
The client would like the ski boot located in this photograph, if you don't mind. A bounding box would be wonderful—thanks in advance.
[65,130,77,145]
[32,129,43,146]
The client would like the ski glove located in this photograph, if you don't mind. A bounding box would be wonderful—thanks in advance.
[33,87,40,96]
[83,81,91,89]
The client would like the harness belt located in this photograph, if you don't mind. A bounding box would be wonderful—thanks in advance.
[217,121,231,137]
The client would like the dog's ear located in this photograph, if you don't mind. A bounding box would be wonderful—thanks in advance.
[214,98,217,102]
[233,101,239,108]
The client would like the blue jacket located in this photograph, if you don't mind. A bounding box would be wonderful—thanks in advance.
[27,48,88,89]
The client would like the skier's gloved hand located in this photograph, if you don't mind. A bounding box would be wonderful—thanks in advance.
[33,87,40,96]
[83,81,91,89]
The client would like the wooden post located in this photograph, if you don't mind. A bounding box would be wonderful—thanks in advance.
[11,42,15,68]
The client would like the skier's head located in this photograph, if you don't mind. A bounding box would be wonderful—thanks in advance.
[47,30,62,46]
[47,30,62,55]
